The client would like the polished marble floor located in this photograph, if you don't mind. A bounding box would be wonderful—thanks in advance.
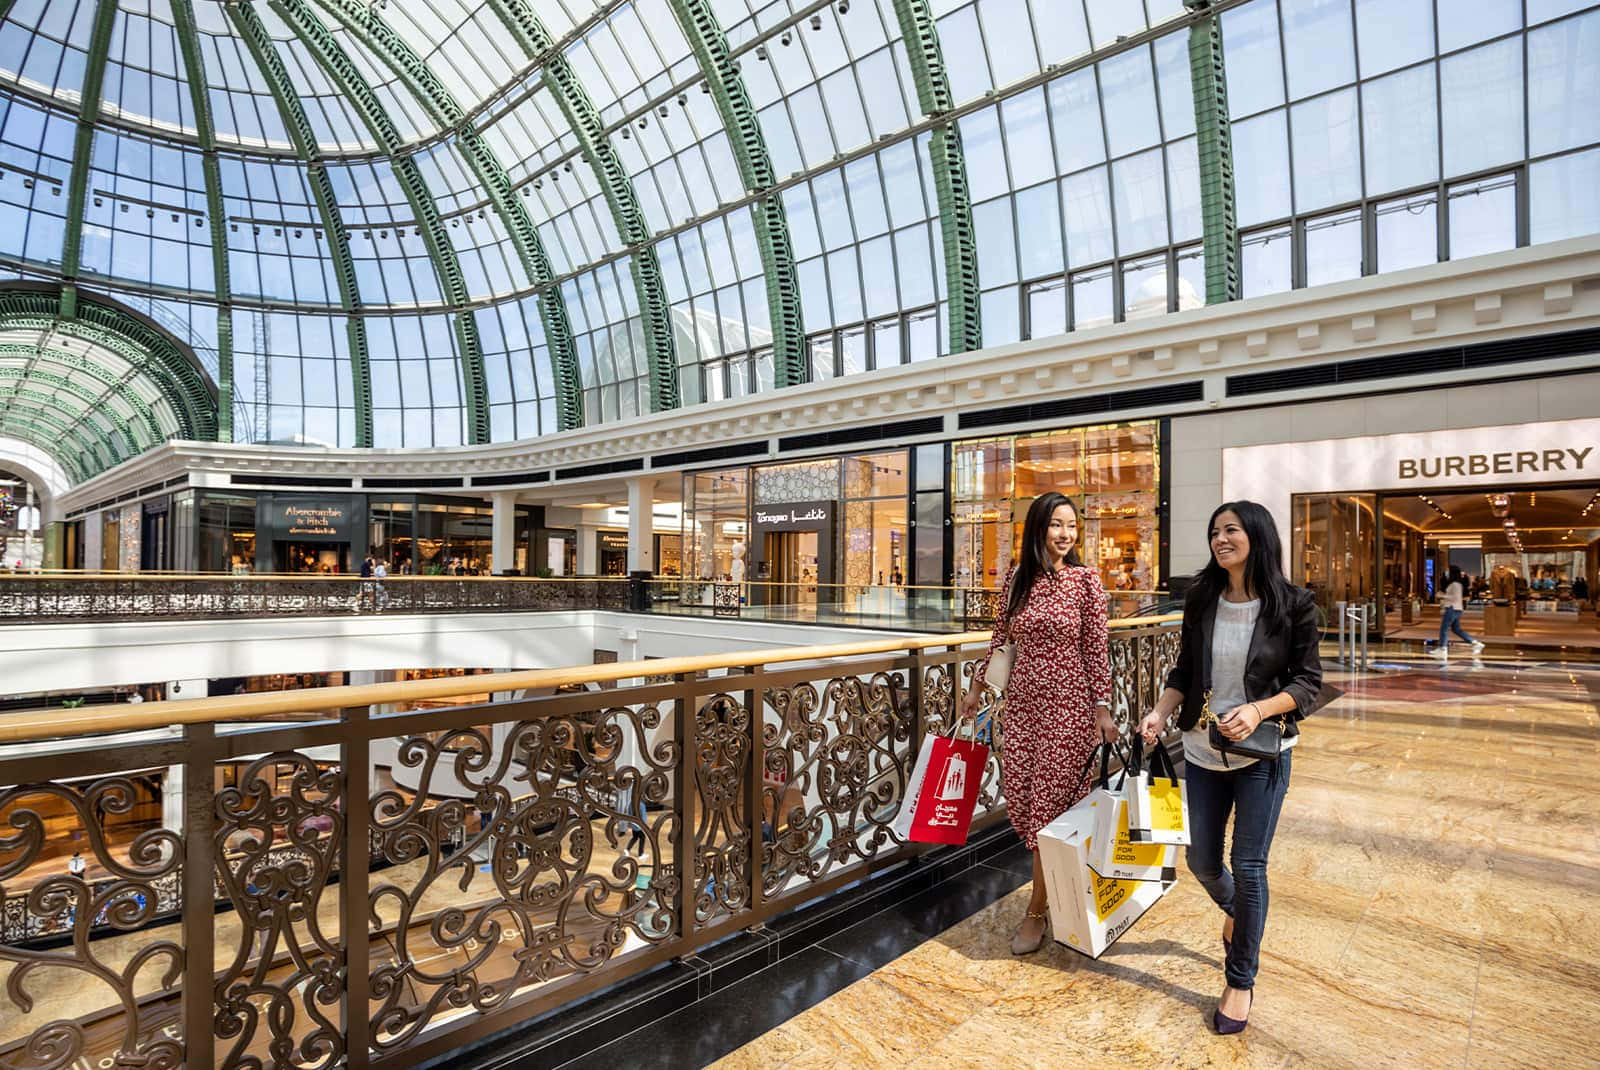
[618,659,1600,1069]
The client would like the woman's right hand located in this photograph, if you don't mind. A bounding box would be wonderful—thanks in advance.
[1137,708,1166,745]
[960,683,985,720]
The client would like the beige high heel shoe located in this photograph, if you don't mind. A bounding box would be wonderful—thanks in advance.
[1011,908,1050,955]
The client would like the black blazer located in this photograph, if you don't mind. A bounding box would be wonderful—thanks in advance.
[1163,585,1324,732]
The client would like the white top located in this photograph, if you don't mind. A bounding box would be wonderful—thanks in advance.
[1441,580,1464,611]
[373,563,388,579]
[1184,597,1260,772]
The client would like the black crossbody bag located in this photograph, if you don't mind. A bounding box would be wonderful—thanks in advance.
[1199,642,1340,763]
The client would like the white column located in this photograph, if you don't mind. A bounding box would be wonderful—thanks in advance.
[627,476,657,574]
[576,524,599,576]
[491,491,518,575]
[162,764,184,832]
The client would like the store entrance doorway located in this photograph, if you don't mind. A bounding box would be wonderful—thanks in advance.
[762,530,819,606]
[276,542,350,575]
[1293,484,1598,645]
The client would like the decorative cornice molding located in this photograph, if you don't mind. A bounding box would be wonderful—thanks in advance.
[57,237,1600,513]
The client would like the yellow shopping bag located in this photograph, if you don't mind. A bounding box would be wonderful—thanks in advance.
[1126,738,1191,846]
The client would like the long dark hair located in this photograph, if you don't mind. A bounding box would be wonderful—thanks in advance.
[1006,492,1084,619]
[1186,500,1293,626]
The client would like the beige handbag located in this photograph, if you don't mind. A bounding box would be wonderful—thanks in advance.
[983,642,1015,692]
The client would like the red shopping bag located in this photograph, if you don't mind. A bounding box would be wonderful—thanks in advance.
[892,733,989,845]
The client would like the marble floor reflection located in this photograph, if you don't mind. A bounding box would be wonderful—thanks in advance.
[708,661,1600,1070]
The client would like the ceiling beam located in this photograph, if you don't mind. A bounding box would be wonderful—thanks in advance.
[57,0,119,319]
[228,1,373,447]
[668,0,807,392]
[169,0,234,440]
[271,0,491,444]
[487,0,679,415]
[0,354,165,445]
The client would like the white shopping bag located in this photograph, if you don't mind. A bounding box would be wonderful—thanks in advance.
[1125,738,1192,846]
[1087,787,1177,883]
[1037,747,1174,959]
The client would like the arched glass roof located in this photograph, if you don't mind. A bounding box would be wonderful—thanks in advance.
[0,0,1596,473]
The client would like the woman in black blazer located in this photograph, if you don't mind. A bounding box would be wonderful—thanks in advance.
[1138,500,1323,1035]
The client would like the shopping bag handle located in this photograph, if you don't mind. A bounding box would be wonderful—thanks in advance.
[1138,737,1180,782]
[1083,741,1128,791]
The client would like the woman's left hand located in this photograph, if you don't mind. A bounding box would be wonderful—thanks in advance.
[1094,706,1119,745]
[1216,703,1260,741]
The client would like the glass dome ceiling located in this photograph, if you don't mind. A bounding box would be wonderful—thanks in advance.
[0,0,1595,478]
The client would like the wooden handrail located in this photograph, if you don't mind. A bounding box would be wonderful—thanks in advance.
[0,613,1181,743]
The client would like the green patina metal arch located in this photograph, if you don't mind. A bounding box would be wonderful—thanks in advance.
[57,0,118,318]
[270,0,492,443]
[168,0,235,440]
[0,355,165,445]
[228,1,374,446]
[0,422,93,484]
[0,402,119,478]
[667,0,807,391]
[0,286,218,442]
[889,0,981,355]
[1187,1,1240,304]
[486,0,680,412]
[0,384,139,461]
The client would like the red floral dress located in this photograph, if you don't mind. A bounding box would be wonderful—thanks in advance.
[978,563,1112,851]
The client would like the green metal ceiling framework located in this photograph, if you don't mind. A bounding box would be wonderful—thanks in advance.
[168,0,235,441]
[57,0,118,320]
[487,0,681,412]
[0,358,164,445]
[294,0,593,428]
[890,0,981,355]
[0,384,135,458]
[270,0,492,443]
[0,396,116,476]
[0,287,219,442]
[229,0,374,446]
[670,0,807,390]
[1188,1,1240,304]
[3,416,98,482]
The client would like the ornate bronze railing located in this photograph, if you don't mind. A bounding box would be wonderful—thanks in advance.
[0,617,1179,1069]
[0,572,633,622]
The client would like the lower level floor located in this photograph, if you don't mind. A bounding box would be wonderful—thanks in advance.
[604,654,1599,1069]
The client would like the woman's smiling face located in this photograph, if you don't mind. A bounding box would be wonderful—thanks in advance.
[1210,509,1249,569]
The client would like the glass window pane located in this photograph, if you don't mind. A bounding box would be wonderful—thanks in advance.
[1528,0,1593,25]
[1167,137,1203,243]
[1375,192,1438,272]
[1223,0,1285,119]
[1153,32,1195,139]
[1175,244,1206,310]
[1232,110,1292,226]
[974,196,1018,286]
[907,310,938,363]
[1441,38,1524,177]
[1354,0,1433,76]
[1062,166,1115,266]
[1071,266,1114,329]
[1292,88,1361,212]
[1305,208,1364,286]
[1447,175,1517,259]
[1122,254,1169,319]
[1113,148,1168,254]
[1026,278,1067,338]
[1530,147,1600,244]
[1048,69,1106,174]
[1281,0,1356,100]
[1002,88,1055,191]
[982,286,1021,345]
[1242,225,1293,297]
[1362,64,1439,194]
[1436,0,1521,53]
[872,319,902,369]
[1016,181,1064,281]
[1099,48,1161,158]
[1528,12,1600,157]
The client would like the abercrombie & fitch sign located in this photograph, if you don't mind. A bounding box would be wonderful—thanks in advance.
[1397,447,1594,480]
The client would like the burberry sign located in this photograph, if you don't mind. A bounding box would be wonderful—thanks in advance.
[1397,447,1594,480]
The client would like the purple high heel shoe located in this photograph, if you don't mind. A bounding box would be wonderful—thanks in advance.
[1213,989,1252,1035]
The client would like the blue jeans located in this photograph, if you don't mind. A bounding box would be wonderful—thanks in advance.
[1185,751,1292,991]
[1438,607,1476,646]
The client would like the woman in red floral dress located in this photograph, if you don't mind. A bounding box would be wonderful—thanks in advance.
[961,491,1116,954]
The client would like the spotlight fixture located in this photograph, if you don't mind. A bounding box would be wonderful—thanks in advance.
[170,212,179,222]
[195,217,204,228]
[701,81,711,93]
[146,208,154,218]
[563,160,572,172]
[837,0,848,12]
[533,178,542,188]
[756,45,767,59]
[638,117,647,129]
[294,229,302,238]
[93,197,102,207]
[678,92,688,105]
[120,203,128,212]
[811,13,823,29]
[621,127,630,138]
[781,31,791,44]
[658,104,669,117]
[452,217,459,226]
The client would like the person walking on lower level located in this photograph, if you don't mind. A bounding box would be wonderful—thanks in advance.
[1432,565,1485,659]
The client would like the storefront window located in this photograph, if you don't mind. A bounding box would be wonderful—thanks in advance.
[685,468,748,582]
[196,492,257,573]
[416,501,493,574]
[370,501,416,574]
[1292,492,1379,625]
[953,421,1161,594]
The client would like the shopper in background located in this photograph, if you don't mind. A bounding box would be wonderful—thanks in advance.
[961,491,1116,956]
[1432,565,1485,659]
[1138,500,1323,1036]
